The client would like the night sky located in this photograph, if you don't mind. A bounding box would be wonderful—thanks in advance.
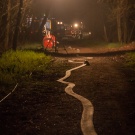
[51,0,104,34]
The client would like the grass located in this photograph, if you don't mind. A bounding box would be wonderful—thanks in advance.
[125,52,135,70]
[65,39,123,49]
[106,42,122,48]
[0,50,52,85]
[0,49,71,101]
[18,40,124,51]
[18,42,43,51]
[1,41,134,85]
[90,42,123,49]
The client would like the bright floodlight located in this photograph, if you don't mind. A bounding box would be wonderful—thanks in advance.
[74,23,78,28]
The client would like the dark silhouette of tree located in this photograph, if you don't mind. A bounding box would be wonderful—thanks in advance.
[0,0,30,51]
[12,0,23,50]
[98,0,135,43]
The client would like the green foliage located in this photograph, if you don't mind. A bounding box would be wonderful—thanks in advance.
[0,50,52,84]
[107,42,122,48]
[18,42,42,50]
[77,39,121,48]
[125,52,135,70]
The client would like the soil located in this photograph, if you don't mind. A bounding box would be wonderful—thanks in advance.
[0,44,135,135]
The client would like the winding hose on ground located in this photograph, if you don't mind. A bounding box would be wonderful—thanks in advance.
[57,60,97,135]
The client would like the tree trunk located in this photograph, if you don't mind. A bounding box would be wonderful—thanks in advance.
[128,22,135,42]
[103,24,108,42]
[117,8,122,43]
[12,0,23,51]
[4,0,11,50]
[123,0,128,43]
[123,17,128,43]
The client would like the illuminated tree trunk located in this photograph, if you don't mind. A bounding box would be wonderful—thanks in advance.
[123,0,128,43]
[128,23,135,42]
[117,11,122,43]
[103,24,108,42]
[12,0,23,51]
[123,14,128,43]
[116,0,122,43]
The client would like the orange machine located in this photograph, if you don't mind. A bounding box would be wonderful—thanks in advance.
[43,34,55,49]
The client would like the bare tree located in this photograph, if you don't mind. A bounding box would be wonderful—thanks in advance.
[0,0,55,51]
[12,0,24,50]
[98,0,135,43]
[0,1,8,50]
[4,0,11,50]
[0,0,33,51]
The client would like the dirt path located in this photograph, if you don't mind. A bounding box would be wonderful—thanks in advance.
[0,53,135,135]
[67,56,135,135]
[57,61,97,135]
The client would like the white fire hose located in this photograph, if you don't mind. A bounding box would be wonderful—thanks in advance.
[57,60,97,135]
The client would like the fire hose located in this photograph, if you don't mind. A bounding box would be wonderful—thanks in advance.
[57,60,97,135]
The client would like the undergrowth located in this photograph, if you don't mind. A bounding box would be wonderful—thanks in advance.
[125,52,135,70]
[0,50,52,85]
[69,39,122,48]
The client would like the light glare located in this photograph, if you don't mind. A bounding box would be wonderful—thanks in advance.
[74,23,78,28]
